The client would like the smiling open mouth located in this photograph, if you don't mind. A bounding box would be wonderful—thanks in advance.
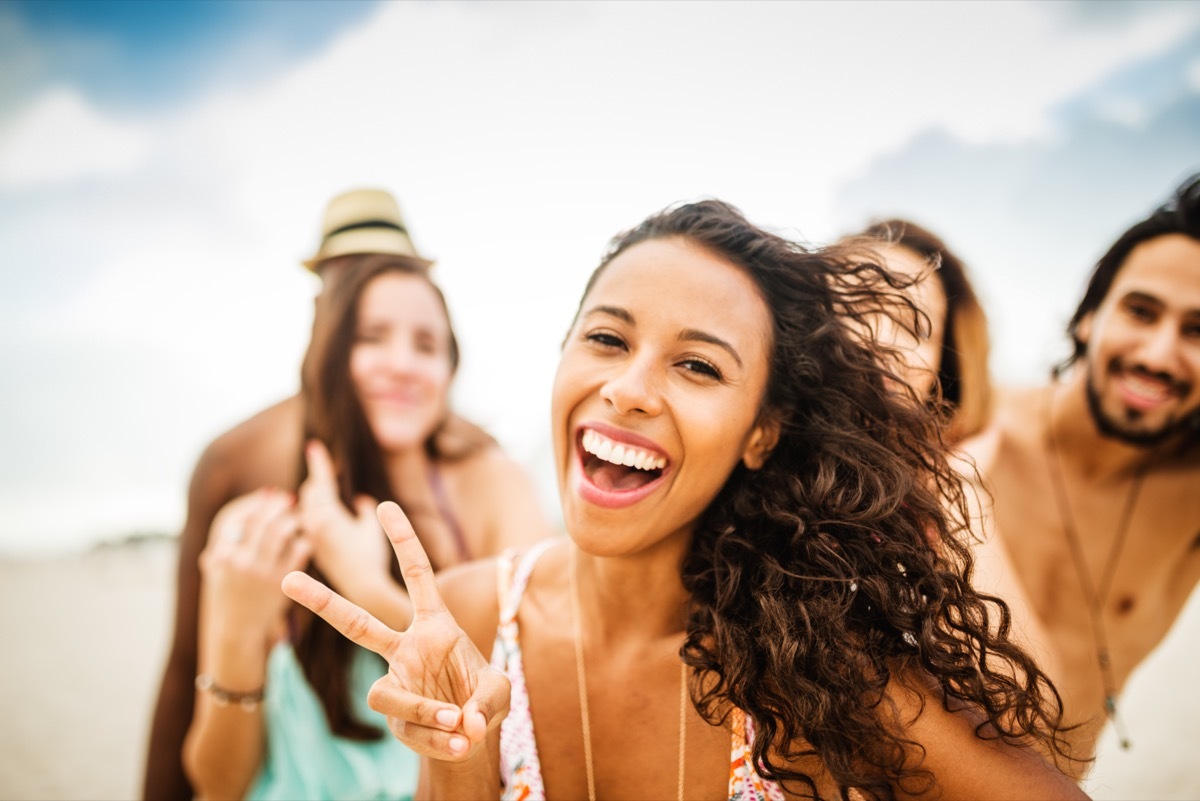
[580,428,666,492]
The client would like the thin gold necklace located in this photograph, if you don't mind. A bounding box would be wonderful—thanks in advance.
[569,546,688,801]
[1043,385,1146,750]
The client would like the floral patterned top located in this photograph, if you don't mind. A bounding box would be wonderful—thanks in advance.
[490,541,785,801]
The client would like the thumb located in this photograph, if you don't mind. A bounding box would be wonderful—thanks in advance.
[304,439,339,496]
[461,668,511,744]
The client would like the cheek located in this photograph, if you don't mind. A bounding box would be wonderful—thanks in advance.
[349,348,371,390]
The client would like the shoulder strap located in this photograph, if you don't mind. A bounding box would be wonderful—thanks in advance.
[496,538,557,625]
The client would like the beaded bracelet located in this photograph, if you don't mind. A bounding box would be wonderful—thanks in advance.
[194,674,265,712]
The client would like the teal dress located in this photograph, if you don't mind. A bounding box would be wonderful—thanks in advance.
[245,643,419,801]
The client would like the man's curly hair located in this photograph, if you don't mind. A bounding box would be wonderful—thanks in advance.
[583,199,1072,799]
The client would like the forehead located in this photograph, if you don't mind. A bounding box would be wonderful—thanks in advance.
[877,243,929,280]
[1108,234,1200,309]
[587,237,773,348]
[877,244,947,313]
[360,272,445,315]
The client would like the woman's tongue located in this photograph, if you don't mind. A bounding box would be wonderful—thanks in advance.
[587,458,654,492]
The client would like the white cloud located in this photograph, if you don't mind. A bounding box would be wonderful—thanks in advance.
[0,86,154,187]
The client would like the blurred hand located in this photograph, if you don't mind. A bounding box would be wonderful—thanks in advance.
[296,439,391,600]
[282,501,509,763]
[200,487,311,644]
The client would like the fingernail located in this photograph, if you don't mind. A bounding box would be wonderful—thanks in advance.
[435,709,457,728]
[448,735,467,754]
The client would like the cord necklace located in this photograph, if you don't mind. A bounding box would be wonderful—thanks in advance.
[569,546,688,801]
[1043,384,1146,750]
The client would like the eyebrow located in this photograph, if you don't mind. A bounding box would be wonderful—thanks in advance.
[583,305,744,367]
[1121,291,1164,308]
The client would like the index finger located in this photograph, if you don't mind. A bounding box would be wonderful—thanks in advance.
[281,571,401,658]
[377,501,447,617]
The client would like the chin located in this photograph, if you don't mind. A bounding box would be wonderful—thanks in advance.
[372,425,435,453]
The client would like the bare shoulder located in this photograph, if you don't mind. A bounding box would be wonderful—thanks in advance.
[884,672,1085,800]
[954,384,1045,478]
[443,445,555,553]
[194,395,303,495]
[436,557,502,655]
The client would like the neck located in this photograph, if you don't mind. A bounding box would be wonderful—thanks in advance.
[1050,371,1165,481]
[571,536,692,646]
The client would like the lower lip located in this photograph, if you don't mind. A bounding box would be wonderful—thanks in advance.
[370,396,422,407]
[572,457,668,510]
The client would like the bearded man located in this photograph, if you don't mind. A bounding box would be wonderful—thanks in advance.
[962,172,1200,769]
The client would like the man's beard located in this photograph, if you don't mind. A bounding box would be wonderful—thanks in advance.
[1085,360,1200,448]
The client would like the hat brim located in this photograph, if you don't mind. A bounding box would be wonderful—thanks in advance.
[302,228,434,272]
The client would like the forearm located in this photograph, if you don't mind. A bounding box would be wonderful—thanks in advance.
[142,651,198,801]
[183,626,273,800]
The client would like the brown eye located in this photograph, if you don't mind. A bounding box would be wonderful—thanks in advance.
[680,358,722,380]
[586,332,625,349]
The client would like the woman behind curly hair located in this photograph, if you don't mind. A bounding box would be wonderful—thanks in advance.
[282,199,1085,799]
[838,218,994,445]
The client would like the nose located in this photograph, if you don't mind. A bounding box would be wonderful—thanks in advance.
[1132,320,1184,376]
[382,339,420,375]
[599,356,663,417]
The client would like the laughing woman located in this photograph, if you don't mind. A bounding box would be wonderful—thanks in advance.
[284,200,1086,800]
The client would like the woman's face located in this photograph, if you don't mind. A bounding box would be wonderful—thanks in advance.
[551,237,778,556]
[349,272,454,453]
[875,244,948,400]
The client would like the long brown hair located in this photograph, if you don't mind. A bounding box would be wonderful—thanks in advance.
[844,219,993,444]
[587,201,1071,798]
[295,252,493,740]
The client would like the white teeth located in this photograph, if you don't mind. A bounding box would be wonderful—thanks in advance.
[1124,375,1170,400]
[580,429,665,471]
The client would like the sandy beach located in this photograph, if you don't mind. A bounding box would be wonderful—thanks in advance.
[1,537,1197,801]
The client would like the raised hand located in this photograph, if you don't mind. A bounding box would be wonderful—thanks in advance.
[200,487,311,648]
[282,501,511,764]
[296,439,391,600]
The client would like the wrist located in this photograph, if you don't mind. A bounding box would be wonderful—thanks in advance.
[194,674,265,712]
[427,748,496,800]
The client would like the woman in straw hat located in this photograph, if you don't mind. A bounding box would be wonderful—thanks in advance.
[285,199,1087,800]
[151,189,552,801]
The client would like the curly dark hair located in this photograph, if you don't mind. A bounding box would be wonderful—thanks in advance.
[586,200,1071,799]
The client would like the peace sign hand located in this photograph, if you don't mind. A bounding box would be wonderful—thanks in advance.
[282,501,511,764]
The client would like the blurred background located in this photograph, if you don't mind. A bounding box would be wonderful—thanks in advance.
[0,1,1197,799]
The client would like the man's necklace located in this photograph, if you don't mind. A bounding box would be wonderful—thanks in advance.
[1043,385,1146,750]
[569,546,688,801]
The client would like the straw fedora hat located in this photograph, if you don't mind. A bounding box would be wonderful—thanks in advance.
[302,188,433,271]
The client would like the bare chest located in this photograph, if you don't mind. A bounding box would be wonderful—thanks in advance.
[990,458,1200,677]
[521,632,732,801]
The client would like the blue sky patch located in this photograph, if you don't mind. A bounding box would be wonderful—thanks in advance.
[1,0,382,116]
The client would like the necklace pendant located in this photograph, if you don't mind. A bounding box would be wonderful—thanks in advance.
[1104,694,1134,751]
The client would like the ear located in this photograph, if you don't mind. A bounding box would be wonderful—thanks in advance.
[742,413,781,470]
[1075,311,1094,347]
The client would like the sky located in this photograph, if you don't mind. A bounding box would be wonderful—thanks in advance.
[1,0,1198,554]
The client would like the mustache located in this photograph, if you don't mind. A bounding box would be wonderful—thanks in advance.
[1109,358,1192,396]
